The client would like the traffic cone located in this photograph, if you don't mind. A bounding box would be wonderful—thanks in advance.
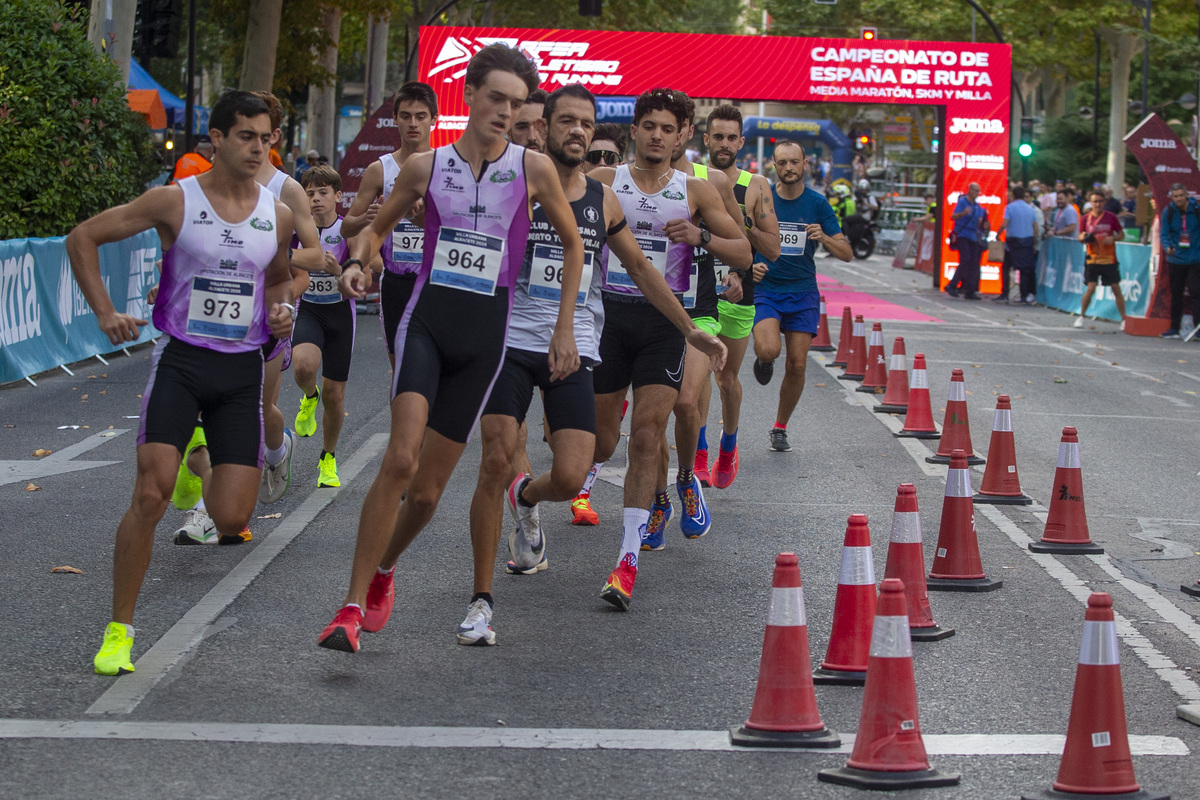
[811,295,835,352]
[1182,580,1200,598]
[818,578,961,790]
[926,368,985,465]
[894,354,941,439]
[838,315,869,381]
[927,450,1003,593]
[874,337,910,414]
[974,395,1033,505]
[831,306,853,367]
[1021,593,1168,800]
[856,322,889,393]
[1030,427,1104,555]
[814,514,877,686]
[883,484,954,642]
[730,553,841,748]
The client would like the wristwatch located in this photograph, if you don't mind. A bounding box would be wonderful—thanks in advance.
[699,229,712,247]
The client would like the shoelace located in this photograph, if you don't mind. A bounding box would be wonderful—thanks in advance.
[462,601,490,629]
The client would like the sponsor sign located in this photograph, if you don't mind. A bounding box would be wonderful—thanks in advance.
[1036,237,1150,320]
[419,27,1011,293]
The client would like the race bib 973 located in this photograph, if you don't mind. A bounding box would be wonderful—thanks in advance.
[187,275,257,340]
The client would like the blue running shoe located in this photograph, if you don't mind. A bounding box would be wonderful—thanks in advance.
[677,474,711,539]
[640,495,673,551]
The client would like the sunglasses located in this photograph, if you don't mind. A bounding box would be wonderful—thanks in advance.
[586,150,621,165]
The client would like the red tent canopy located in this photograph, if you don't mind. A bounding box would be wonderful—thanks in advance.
[126,89,167,130]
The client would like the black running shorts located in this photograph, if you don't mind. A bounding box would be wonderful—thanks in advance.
[139,337,264,468]
[483,348,596,433]
[1084,261,1121,287]
[392,284,510,443]
[381,270,418,356]
[293,299,356,382]
[594,293,686,394]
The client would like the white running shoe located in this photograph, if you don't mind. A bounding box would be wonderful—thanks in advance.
[1072,316,1084,328]
[456,598,496,646]
[505,474,547,575]
[173,508,217,545]
[258,428,297,505]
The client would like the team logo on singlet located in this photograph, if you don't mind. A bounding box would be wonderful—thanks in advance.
[219,258,239,270]
[636,220,653,232]
[324,234,343,244]
[637,197,658,213]
[584,206,599,223]
[249,217,273,232]
[443,176,463,192]
[489,169,516,184]
[662,189,684,201]
[194,210,213,226]
[220,229,244,247]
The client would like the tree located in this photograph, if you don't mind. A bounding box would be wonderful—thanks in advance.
[0,0,161,239]
[239,0,283,90]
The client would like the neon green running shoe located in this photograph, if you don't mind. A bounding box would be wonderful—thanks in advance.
[318,452,340,488]
[295,388,320,438]
[171,426,206,510]
[93,622,134,676]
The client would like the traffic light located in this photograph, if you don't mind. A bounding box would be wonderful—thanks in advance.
[134,0,183,61]
[861,27,877,41]
[579,0,602,16]
[1018,117,1034,158]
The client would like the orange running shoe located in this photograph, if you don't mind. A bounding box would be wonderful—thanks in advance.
[600,553,637,611]
[571,491,599,525]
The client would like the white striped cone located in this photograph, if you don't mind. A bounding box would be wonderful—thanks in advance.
[875,337,911,413]
[896,354,939,438]
[840,317,869,380]
[1030,427,1101,554]
[816,514,877,685]
[928,369,983,464]
[857,324,888,392]
[975,395,1032,505]
[883,484,953,641]
[928,451,1002,592]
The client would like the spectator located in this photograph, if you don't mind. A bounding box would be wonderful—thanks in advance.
[1159,182,1200,339]
[295,149,319,180]
[1040,179,1063,212]
[1051,188,1080,237]
[922,192,938,223]
[946,182,988,300]
[1075,189,1126,328]
[1102,184,1123,215]
[997,186,1039,304]
[170,139,213,182]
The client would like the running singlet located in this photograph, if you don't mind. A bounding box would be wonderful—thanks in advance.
[727,169,755,307]
[154,177,278,352]
[759,184,840,295]
[509,176,607,362]
[264,169,287,199]
[682,163,718,319]
[604,164,691,295]
[299,217,351,304]
[380,153,423,275]
[417,143,530,295]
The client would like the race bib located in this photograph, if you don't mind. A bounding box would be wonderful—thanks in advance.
[392,220,423,268]
[780,222,807,257]
[303,273,341,304]
[429,227,504,295]
[682,258,700,309]
[186,274,257,340]
[714,259,729,295]
[528,245,594,307]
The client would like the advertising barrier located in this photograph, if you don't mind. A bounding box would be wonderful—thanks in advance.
[0,232,161,385]
[914,222,937,274]
[1035,237,1151,322]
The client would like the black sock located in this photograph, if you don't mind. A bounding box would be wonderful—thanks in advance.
[306,389,319,399]
[516,483,535,508]
[320,450,333,460]
[471,592,494,609]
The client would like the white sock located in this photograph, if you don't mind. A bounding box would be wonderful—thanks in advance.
[264,441,286,466]
[582,461,603,494]
[344,603,362,612]
[193,498,206,512]
[620,507,649,567]
[377,566,394,576]
[114,622,135,638]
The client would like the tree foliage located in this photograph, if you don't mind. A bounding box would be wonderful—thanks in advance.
[0,0,161,239]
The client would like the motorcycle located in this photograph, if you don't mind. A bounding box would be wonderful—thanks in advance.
[842,213,878,259]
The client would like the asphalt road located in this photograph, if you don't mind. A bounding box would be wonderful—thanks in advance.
[2,254,1199,799]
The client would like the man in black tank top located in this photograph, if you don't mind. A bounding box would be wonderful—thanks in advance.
[702,105,781,489]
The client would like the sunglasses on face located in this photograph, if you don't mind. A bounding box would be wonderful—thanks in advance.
[586,150,621,165]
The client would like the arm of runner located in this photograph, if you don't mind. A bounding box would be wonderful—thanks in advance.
[707,169,747,302]
[528,151,583,382]
[746,175,781,261]
[341,161,384,238]
[604,188,726,372]
[342,152,432,299]
[66,186,181,344]
[266,202,297,338]
[281,178,333,274]
[664,178,751,270]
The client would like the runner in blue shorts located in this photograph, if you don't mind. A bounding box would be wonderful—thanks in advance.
[751,139,852,453]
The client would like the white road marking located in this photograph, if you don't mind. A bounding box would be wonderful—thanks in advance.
[0,429,128,486]
[0,720,1187,755]
[85,433,389,717]
[1021,412,1200,422]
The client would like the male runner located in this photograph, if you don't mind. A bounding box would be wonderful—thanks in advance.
[640,91,748,550]
[251,91,334,505]
[342,81,437,367]
[586,87,745,610]
[1075,188,1127,328]
[320,44,585,651]
[509,88,548,152]
[751,140,851,453]
[291,165,356,487]
[67,91,296,675]
[702,104,779,487]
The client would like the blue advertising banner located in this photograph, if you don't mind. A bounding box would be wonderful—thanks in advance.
[1036,237,1151,321]
[0,232,161,385]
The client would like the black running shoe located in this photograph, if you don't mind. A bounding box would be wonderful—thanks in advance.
[769,427,792,452]
[753,358,775,386]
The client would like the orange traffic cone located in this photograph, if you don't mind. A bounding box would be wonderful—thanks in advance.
[1021,593,1168,800]
[818,578,961,790]
[895,354,941,439]
[883,484,954,642]
[730,553,841,748]
[814,514,877,686]
[926,368,984,465]
[839,315,869,381]
[856,322,889,393]
[1029,427,1103,555]
[927,450,1002,593]
[831,306,853,367]
[811,295,835,352]
[874,337,910,414]
[974,395,1033,505]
